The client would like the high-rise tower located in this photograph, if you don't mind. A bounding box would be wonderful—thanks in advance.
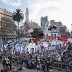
[25,8,29,23]
[41,16,48,29]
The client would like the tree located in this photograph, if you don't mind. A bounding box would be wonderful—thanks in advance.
[24,22,30,37]
[59,27,65,33]
[71,31,72,34]
[31,28,40,38]
[65,32,71,37]
[20,33,25,37]
[24,22,30,31]
[12,9,24,38]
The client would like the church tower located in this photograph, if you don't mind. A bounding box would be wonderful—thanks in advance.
[25,8,29,23]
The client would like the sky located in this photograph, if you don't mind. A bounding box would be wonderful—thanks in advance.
[0,0,72,31]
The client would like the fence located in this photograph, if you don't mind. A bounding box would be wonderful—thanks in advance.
[49,62,67,70]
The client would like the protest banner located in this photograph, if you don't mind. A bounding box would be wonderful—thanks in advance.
[44,36,53,41]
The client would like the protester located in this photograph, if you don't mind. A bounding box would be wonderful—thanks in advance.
[2,58,6,71]
[0,38,72,72]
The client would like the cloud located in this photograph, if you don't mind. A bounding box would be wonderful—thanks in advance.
[26,0,31,3]
[28,0,61,25]
[0,0,22,6]
[27,0,72,31]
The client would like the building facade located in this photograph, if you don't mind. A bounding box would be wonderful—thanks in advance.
[29,20,41,29]
[0,8,17,41]
[43,23,60,37]
[50,20,62,30]
[42,19,61,37]
[41,16,48,29]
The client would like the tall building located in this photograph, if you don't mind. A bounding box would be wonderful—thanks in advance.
[0,8,17,41]
[25,8,29,23]
[41,16,48,29]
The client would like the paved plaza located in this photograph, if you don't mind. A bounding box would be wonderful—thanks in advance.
[18,67,66,72]
[0,64,66,72]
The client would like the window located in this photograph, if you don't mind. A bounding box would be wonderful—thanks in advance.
[54,34,56,37]
[51,34,53,36]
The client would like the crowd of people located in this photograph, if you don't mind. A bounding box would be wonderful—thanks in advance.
[0,38,72,72]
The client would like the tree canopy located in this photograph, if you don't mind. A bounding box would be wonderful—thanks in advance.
[12,9,24,38]
[24,22,30,31]
[12,9,24,22]
[31,28,40,38]
[59,26,65,33]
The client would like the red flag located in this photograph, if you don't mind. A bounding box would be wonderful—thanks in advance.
[26,31,28,34]
[48,25,53,30]
[53,25,56,29]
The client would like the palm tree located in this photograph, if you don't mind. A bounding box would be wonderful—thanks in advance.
[12,9,24,38]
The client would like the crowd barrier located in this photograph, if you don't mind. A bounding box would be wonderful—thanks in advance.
[49,62,67,70]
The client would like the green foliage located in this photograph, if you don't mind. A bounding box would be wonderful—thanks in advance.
[31,28,40,38]
[59,26,65,33]
[24,22,30,31]
[12,9,24,38]
[65,32,71,37]
[71,31,72,34]
[13,9,24,22]
[20,33,25,37]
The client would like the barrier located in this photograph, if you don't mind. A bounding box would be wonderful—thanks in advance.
[62,63,66,70]
[49,62,66,71]
[52,62,58,68]
[69,65,72,71]
[58,63,62,69]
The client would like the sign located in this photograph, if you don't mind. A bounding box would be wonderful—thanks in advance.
[28,29,33,33]
[44,36,53,41]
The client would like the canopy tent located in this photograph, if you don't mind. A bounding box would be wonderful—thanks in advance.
[67,38,72,43]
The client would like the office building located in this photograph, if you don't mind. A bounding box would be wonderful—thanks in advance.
[41,16,48,29]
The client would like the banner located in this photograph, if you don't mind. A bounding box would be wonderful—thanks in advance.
[44,36,53,41]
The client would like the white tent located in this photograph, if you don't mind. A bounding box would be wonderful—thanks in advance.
[67,38,72,43]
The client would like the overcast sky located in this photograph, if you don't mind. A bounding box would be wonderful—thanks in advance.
[0,0,72,31]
